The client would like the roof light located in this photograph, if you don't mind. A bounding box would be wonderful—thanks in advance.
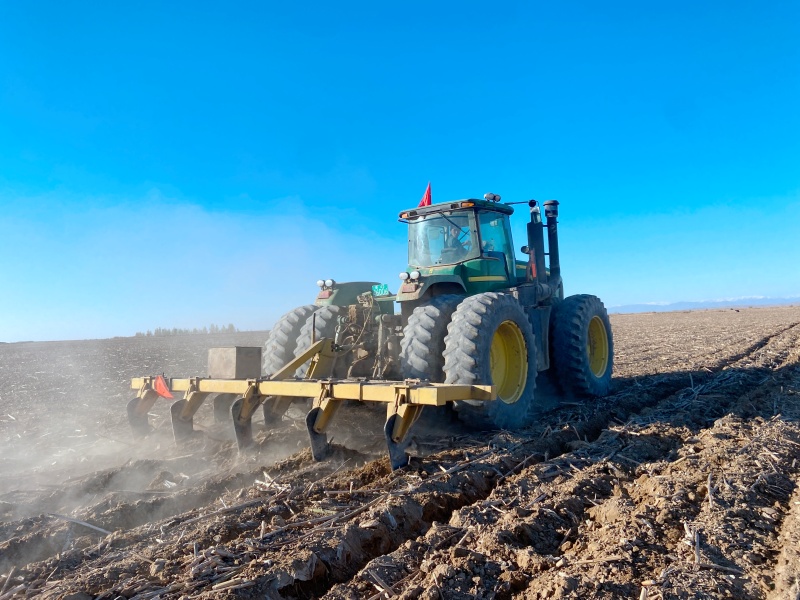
[410,271,421,280]
[460,201,475,208]
[399,272,409,280]
[316,280,325,288]
[483,192,501,202]
[325,279,335,288]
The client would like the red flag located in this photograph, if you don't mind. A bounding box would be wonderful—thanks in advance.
[153,375,174,399]
[418,182,431,207]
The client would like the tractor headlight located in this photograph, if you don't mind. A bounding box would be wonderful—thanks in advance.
[316,279,325,288]
[399,272,409,281]
[325,279,335,288]
[410,270,420,280]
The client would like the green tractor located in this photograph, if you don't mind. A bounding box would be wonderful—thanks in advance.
[262,193,613,429]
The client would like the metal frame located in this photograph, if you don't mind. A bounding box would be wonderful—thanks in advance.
[127,338,495,469]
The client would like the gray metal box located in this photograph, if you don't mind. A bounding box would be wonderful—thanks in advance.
[208,347,262,379]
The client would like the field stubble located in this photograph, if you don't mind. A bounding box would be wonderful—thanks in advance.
[0,307,799,599]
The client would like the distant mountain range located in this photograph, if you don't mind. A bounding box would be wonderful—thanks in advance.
[608,296,800,314]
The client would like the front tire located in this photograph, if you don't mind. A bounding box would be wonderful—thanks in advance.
[550,294,613,397]
[294,305,343,378]
[400,294,464,381]
[443,292,538,429]
[263,305,319,376]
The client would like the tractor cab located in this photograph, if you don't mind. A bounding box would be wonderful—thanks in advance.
[398,198,518,300]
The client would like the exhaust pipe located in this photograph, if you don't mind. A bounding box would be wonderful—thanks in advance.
[526,200,547,284]
[543,200,561,290]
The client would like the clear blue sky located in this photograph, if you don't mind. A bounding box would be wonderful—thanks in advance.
[1,1,798,341]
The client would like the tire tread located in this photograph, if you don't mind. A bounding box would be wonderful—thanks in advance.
[443,292,538,429]
[294,305,342,378]
[400,295,463,381]
[550,294,613,397]
[262,305,319,376]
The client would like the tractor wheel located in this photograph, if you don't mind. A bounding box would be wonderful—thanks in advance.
[550,294,613,397]
[400,294,464,381]
[294,305,343,378]
[263,305,319,376]
[443,292,538,429]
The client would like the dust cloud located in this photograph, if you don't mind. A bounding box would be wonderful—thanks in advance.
[0,331,303,524]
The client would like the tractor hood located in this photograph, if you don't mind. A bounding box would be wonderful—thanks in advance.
[396,265,466,301]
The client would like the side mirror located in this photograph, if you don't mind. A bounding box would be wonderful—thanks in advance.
[520,246,530,254]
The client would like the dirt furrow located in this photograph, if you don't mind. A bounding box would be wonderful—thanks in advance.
[317,334,800,599]
[0,464,271,574]
[768,473,800,600]
[317,420,684,598]
[709,320,800,371]
[610,306,800,378]
[19,443,505,598]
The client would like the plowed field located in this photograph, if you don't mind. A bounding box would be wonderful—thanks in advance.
[1,306,800,599]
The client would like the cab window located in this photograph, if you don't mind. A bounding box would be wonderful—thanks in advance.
[478,212,515,276]
[408,211,479,267]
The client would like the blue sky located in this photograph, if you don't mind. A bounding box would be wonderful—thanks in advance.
[1,1,798,341]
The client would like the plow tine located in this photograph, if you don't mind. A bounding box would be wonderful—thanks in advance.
[213,393,237,422]
[230,383,265,452]
[383,401,423,470]
[305,390,342,462]
[169,385,210,445]
[170,400,195,444]
[127,397,153,438]
[305,407,330,461]
[262,396,293,427]
[127,387,161,438]
[384,414,411,470]
[231,396,253,450]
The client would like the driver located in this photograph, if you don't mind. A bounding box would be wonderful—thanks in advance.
[444,225,470,258]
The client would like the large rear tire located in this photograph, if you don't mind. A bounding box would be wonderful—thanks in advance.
[550,294,613,397]
[263,305,319,376]
[443,292,538,429]
[400,294,464,381]
[294,305,343,378]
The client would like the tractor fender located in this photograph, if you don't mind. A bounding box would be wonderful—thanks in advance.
[396,275,466,302]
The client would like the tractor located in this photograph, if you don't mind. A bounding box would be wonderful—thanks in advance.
[261,193,613,430]
[129,192,613,468]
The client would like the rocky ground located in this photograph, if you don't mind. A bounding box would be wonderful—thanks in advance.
[1,306,799,599]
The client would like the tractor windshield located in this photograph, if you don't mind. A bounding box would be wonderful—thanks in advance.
[407,211,480,267]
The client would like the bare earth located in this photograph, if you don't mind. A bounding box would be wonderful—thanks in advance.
[1,306,800,599]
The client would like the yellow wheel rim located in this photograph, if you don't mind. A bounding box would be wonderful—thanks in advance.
[587,316,609,377]
[490,320,528,403]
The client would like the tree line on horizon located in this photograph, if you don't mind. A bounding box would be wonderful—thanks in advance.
[134,324,238,337]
